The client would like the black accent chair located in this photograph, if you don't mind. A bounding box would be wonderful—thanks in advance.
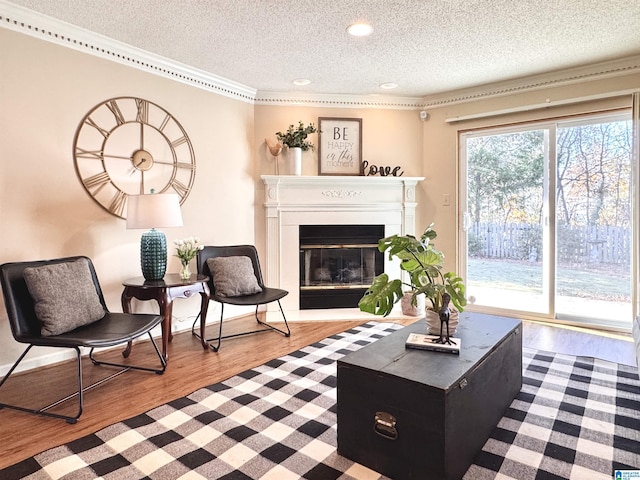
[0,256,166,424]
[192,245,290,351]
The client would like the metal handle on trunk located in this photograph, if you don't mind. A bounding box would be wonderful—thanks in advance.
[374,411,398,440]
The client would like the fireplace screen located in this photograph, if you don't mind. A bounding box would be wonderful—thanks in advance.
[299,225,384,309]
[301,246,378,287]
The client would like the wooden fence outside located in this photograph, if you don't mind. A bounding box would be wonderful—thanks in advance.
[469,222,631,266]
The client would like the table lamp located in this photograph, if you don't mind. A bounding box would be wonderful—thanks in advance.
[126,193,183,280]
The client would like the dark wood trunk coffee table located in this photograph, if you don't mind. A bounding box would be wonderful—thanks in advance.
[337,313,522,480]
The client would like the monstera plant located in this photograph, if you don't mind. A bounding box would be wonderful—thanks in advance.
[358,224,466,318]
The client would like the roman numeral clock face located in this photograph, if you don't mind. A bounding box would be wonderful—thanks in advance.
[73,97,196,218]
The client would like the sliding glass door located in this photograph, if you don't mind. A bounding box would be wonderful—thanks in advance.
[460,112,633,329]
[554,116,632,325]
[463,128,549,314]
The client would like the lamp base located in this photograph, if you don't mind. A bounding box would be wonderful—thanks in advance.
[140,228,167,280]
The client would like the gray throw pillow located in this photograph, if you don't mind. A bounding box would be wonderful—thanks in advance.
[207,256,262,297]
[23,258,106,336]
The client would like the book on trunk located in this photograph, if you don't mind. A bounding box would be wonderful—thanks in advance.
[405,333,461,354]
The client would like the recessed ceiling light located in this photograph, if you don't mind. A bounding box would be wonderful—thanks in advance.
[292,78,311,86]
[380,82,398,89]
[347,22,373,37]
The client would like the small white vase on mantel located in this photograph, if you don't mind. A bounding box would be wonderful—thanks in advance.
[288,147,302,176]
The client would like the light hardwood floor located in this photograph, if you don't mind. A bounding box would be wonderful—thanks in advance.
[0,315,635,470]
[522,320,636,365]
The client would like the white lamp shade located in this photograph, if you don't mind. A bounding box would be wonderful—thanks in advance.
[126,193,183,229]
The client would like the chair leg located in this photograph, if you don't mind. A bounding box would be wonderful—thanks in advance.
[89,331,166,374]
[192,311,211,348]
[0,345,84,424]
[193,301,291,352]
[0,334,166,424]
[191,312,201,337]
[210,304,225,352]
[191,306,224,352]
[209,302,290,352]
[255,301,291,337]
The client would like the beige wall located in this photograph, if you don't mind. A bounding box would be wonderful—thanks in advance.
[0,30,255,372]
[1,25,639,373]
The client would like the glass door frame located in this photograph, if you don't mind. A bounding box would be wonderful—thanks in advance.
[458,111,634,330]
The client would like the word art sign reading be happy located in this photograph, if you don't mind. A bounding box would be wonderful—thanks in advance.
[318,118,363,176]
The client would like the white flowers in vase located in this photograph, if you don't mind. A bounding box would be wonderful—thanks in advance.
[174,237,204,280]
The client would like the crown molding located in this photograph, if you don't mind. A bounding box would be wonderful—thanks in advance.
[421,55,640,109]
[0,0,257,103]
[254,91,426,110]
[255,56,640,110]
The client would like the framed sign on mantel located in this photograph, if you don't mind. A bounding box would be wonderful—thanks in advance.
[318,117,363,175]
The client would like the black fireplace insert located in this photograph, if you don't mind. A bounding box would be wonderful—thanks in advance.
[299,225,384,309]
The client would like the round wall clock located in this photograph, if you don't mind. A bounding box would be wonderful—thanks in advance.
[73,97,196,219]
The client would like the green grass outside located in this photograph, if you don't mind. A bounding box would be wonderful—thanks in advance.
[467,258,631,302]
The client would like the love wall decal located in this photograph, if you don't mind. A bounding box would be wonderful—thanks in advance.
[362,160,404,176]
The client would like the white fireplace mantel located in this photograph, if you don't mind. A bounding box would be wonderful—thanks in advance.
[261,175,425,311]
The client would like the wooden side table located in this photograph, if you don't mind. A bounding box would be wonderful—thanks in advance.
[121,274,210,361]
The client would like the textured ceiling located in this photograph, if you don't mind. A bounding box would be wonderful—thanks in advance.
[7,0,640,98]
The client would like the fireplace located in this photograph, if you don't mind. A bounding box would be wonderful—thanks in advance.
[299,225,384,309]
[261,175,424,311]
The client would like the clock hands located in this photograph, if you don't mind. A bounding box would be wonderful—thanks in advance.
[102,150,188,176]
[102,153,135,161]
[103,151,180,170]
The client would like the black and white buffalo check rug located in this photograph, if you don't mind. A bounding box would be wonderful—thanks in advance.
[1,321,639,480]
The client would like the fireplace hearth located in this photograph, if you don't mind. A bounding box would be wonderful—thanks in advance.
[299,225,384,309]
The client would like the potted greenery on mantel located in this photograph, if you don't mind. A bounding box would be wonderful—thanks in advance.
[276,121,318,150]
[358,224,467,333]
[275,121,318,176]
